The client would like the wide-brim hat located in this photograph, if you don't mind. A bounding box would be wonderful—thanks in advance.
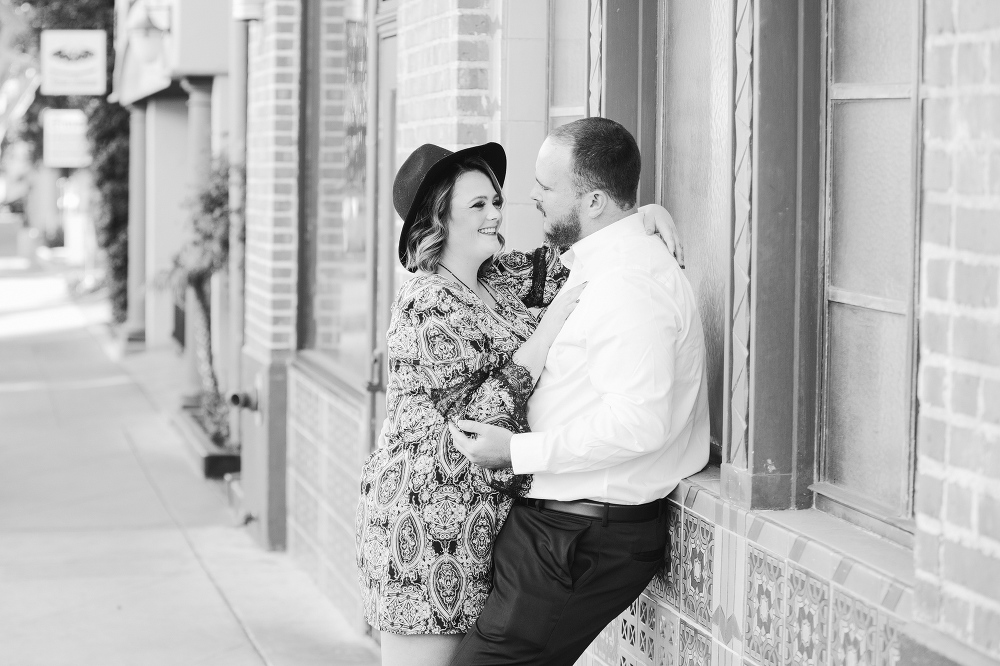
[394,142,506,271]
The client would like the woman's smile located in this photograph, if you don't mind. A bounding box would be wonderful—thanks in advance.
[442,170,504,265]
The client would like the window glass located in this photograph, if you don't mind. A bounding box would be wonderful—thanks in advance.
[832,0,913,85]
[829,99,913,302]
[819,0,918,523]
[549,0,589,127]
[300,0,369,375]
[825,302,911,513]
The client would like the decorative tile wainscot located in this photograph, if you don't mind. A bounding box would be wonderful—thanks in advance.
[577,469,913,666]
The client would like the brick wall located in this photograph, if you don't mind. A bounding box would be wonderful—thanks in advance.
[287,372,368,622]
[397,0,548,251]
[396,0,494,160]
[915,0,1000,658]
[245,0,301,356]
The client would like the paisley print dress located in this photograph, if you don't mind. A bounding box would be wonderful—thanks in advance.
[356,246,569,636]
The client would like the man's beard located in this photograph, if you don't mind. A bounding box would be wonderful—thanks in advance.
[542,203,582,247]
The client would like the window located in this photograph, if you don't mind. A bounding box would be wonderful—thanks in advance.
[813,0,921,539]
[547,0,656,199]
[298,0,370,380]
[548,0,591,129]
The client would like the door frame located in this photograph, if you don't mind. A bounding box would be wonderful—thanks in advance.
[363,0,399,454]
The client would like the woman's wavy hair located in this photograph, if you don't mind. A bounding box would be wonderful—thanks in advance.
[403,155,505,274]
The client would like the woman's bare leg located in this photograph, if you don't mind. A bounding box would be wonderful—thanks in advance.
[380,632,464,666]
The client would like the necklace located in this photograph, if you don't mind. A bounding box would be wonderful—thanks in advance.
[439,263,499,310]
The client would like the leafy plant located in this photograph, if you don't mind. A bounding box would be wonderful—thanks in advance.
[163,158,233,444]
[12,0,130,323]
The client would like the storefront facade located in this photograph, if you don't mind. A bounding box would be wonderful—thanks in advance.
[237,1,1000,663]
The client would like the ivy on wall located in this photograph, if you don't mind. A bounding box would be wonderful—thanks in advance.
[13,0,130,323]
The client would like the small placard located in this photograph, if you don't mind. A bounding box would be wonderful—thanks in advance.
[43,109,92,169]
[40,30,107,96]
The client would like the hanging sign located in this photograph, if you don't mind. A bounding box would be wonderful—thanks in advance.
[233,0,263,20]
[40,30,107,96]
[43,109,92,169]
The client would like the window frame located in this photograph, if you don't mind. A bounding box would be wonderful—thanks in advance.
[717,2,925,547]
[295,0,378,394]
[810,0,924,546]
[296,0,322,353]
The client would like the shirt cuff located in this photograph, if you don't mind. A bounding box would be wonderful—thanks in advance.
[510,432,548,474]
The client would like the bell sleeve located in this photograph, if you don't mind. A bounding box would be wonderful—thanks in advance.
[483,245,570,309]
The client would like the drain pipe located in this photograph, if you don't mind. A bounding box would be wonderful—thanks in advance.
[227,13,250,447]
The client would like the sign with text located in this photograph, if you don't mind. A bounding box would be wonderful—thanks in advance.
[40,30,107,96]
[43,109,92,169]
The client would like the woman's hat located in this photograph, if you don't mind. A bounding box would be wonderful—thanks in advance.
[393,142,506,270]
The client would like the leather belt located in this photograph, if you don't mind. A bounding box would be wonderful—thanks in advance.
[514,496,664,524]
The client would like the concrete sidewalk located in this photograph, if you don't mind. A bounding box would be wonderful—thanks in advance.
[0,259,380,666]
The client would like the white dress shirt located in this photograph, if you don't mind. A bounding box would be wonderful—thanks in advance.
[510,213,711,504]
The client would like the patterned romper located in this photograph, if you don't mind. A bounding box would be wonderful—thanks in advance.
[356,247,568,635]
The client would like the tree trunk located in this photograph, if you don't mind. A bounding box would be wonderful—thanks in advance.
[191,277,229,444]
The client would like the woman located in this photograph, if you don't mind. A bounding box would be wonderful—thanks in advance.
[356,142,679,666]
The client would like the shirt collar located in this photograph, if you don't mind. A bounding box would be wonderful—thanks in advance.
[559,212,644,272]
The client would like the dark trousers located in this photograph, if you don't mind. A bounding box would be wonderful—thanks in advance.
[450,501,668,666]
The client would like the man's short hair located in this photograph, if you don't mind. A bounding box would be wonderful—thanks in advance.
[549,117,641,210]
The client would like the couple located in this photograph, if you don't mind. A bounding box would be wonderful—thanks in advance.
[356,117,710,666]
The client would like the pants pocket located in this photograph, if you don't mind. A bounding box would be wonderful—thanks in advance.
[631,546,666,562]
[627,517,669,562]
[476,506,591,650]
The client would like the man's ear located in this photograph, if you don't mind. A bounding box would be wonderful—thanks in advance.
[585,190,608,219]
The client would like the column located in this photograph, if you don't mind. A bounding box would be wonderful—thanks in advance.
[181,78,214,400]
[228,19,249,444]
[124,104,147,343]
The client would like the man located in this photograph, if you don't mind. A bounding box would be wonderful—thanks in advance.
[448,117,710,666]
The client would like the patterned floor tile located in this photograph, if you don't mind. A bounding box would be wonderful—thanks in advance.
[789,536,841,582]
[831,558,885,608]
[656,602,681,666]
[679,618,713,666]
[591,618,620,666]
[666,502,684,610]
[712,645,741,666]
[712,528,746,655]
[684,484,723,524]
[744,544,785,665]
[621,652,646,666]
[892,586,912,621]
[619,594,658,665]
[746,516,796,560]
[877,612,902,666]
[720,503,749,539]
[649,568,669,606]
[831,589,877,666]
[786,563,830,666]
[683,513,715,631]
